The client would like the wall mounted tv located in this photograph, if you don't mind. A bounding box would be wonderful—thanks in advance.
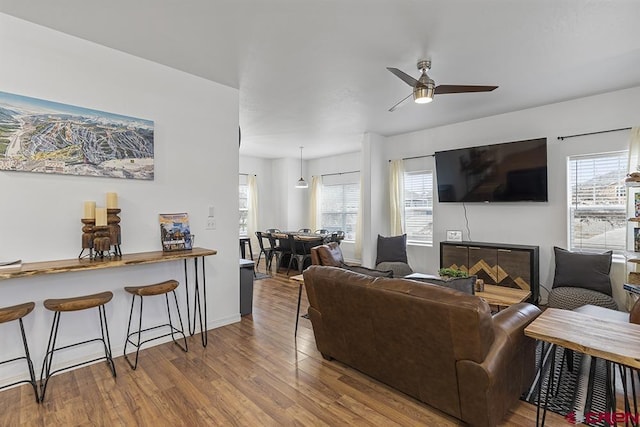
[434,138,548,203]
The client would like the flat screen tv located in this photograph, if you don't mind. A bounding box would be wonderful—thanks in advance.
[434,138,548,202]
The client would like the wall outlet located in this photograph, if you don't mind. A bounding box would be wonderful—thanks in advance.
[206,217,216,230]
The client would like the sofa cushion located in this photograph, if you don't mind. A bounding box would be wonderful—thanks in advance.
[548,287,618,310]
[375,234,408,265]
[376,261,413,278]
[342,264,394,278]
[552,246,612,296]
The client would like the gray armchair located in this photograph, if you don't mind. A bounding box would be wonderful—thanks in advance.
[547,246,617,310]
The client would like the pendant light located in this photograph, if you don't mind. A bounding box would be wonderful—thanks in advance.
[295,146,308,189]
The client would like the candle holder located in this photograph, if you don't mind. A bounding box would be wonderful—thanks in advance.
[93,225,112,259]
[107,208,122,257]
[78,218,95,259]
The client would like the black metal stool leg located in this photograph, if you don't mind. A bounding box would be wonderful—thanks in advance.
[98,305,116,377]
[39,311,61,402]
[17,318,39,403]
[124,295,144,370]
[165,291,187,352]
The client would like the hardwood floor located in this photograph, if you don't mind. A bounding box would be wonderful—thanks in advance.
[0,263,570,426]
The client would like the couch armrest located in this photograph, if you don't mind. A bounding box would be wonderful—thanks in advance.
[492,302,542,336]
[455,303,541,427]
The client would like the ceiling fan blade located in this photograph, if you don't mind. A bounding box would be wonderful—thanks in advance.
[434,85,498,94]
[388,92,413,112]
[387,67,419,87]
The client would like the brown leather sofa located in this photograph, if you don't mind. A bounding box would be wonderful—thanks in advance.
[303,265,541,427]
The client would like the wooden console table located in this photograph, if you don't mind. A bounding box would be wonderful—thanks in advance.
[440,241,540,303]
[0,247,217,347]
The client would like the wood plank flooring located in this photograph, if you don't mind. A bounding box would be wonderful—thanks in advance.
[0,263,571,426]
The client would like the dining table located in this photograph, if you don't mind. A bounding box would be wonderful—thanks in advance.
[263,231,332,270]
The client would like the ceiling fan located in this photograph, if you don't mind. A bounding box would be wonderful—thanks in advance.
[386,59,498,112]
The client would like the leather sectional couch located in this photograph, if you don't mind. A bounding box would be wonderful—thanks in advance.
[303,265,541,427]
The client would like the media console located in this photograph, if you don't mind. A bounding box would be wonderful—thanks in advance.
[440,241,539,304]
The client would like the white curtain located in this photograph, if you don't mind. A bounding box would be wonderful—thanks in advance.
[628,127,640,173]
[389,159,405,235]
[355,174,364,260]
[310,175,322,231]
[247,175,259,252]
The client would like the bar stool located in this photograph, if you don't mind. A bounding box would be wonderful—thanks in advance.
[0,302,39,402]
[40,291,116,402]
[124,279,187,370]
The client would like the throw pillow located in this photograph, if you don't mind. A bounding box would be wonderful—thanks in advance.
[342,264,394,278]
[552,246,613,296]
[410,275,476,295]
[375,234,408,266]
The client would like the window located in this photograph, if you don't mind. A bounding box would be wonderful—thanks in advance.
[239,180,248,236]
[321,182,359,240]
[568,151,627,252]
[404,170,433,245]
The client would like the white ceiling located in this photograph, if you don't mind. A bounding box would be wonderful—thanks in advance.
[2,1,640,159]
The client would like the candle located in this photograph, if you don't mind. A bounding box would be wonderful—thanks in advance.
[95,208,107,226]
[106,192,118,209]
[83,201,96,219]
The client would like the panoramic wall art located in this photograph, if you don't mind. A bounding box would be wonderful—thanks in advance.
[0,90,154,180]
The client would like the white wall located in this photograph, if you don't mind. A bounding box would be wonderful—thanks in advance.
[382,86,640,307]
[0,13,239,386]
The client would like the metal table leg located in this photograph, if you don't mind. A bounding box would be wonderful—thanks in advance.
[295,282,303,337]
[536,342,557,427]
[183,256,208,347]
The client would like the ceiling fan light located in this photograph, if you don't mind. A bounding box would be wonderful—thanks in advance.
[414,86,434,104]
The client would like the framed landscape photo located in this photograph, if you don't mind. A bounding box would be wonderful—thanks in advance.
[159,213,192,251]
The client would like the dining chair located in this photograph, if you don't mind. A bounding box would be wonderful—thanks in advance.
[268,234,289,272]
[286,234,312,276]
[332,230,345,244]
[298,228,312,233]
[255,231,276,270]
[315,229,329,234]
[265,228,281,233]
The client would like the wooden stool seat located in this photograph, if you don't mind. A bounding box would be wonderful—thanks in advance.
[124,280,178,297]
[43,291,113,312]
[0,302,35,324]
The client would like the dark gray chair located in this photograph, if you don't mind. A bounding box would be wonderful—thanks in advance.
[286,234,312,276]
[255,231,276,271]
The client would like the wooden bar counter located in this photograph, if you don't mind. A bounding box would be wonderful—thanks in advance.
[0,247,217,281]
[0,247,217,347]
